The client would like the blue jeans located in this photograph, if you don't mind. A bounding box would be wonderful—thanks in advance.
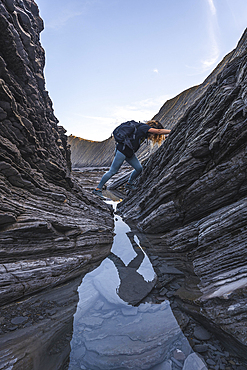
[97,150,142,189]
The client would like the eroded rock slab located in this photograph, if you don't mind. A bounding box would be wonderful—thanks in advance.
[119,29,247,359]
[0,277,82,370]
[0,0,114,305]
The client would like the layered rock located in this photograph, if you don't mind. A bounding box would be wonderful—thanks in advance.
[0,276,81,370]
[0,0,114,305]
[69,136,116,168]
[119,28,247,358]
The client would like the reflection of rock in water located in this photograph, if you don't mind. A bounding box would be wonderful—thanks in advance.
[0,278,81,370]
[74,302,181,370]
[69,298,207,370]
[68,258,207,370]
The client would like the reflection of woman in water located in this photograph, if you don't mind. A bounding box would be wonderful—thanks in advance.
[108,232,156,305]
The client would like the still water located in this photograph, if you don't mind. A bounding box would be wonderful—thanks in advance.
[67,200,208,370]
[0,197,208,370]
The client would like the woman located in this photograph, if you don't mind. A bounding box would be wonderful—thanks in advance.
[93,120,171,198]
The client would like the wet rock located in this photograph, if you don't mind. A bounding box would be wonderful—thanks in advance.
[8,325,17,331]
[0,278,81,370]
[206,358,216,366]
[171,356,183,368]
[170,282,181,290]
[159,287,168,296]
[45,308,57,316]
[152,360,172,370]
[172,309,190,330]
[173,348,186,360]
[158,264,184,275]
[194,326,212,341]
[115,264,156,305]
[194,344,208,353]
[182,353,207,370]
[10,316,28,325]
[166,291,175,298]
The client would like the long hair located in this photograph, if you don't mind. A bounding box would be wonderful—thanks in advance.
[146,120,165,147]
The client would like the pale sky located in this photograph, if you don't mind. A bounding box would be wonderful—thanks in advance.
[37,0,247,141]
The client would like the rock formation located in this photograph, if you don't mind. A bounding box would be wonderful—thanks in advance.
[119,28,247,359]
[0,0,114,306]
[0,276,81,369]
[69,136,116,168]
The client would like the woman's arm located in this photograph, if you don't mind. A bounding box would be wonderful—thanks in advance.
[148,128,171,135]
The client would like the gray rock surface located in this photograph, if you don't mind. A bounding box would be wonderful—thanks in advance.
[0,0,114,305]
[0,277,81,370]
[119,28,247,359]
[69,136,116,168]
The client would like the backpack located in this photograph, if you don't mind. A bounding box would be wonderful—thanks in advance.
[112,120,142,150]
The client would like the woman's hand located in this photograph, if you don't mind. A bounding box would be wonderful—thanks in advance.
[148,128,171,135]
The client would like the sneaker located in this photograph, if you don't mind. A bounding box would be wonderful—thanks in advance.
[125,183,136,191]
[92,188,104,198]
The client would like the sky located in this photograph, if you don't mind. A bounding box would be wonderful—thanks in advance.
[37,0,247,141]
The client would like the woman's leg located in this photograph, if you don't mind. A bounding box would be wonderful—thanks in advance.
[125,154,143,184]
[97,150,126,189]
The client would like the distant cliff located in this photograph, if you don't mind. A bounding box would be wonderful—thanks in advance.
[119,28,247,358]
[0,0,113,305]
[69,136,116,167]
[68,133,158,168]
